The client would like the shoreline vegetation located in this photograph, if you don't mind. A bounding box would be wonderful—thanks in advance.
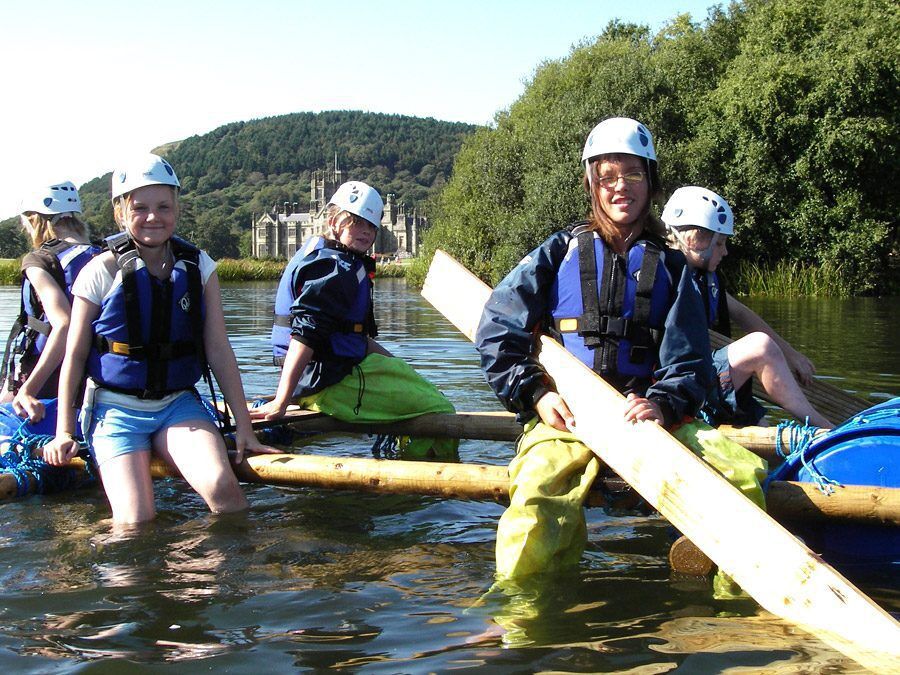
[0,257,408,285]
[412,0,897,297]
[0,256,882,296]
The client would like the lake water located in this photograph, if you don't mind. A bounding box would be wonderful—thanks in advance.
[0,279,897,673]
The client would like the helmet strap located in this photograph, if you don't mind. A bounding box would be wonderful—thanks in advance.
[697,233,721,264]
[670,227,721,268]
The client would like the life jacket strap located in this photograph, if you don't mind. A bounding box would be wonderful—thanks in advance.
[25,315,52,337]
[97,382,197,401]
[92,335,198,360]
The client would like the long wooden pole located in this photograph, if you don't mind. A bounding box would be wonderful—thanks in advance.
[708,330,871,423]
[421,249,900,673]
[3,453,899,526]
[252,407,824,464]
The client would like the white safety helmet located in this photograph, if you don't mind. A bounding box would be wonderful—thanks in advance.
[661,186,734,236]
[20,181,82,216]
[111,153,180,201]
[582,117,657,166]
[328,181,384,229]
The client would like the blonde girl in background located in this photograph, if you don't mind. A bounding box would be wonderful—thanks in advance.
[1,182,100,422]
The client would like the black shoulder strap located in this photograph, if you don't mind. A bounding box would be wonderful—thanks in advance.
[172,238,206,365]
[27,240,69,308]
[713,271,732,337]
[361,255,378,338]
[170,238,232,432]
[107,233,146,356]
[632,240,661,326]
[1,242,70,390]
[576,230,602,350]
[168,237,205,356]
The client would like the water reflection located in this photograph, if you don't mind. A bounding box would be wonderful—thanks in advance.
[0,282,897,672]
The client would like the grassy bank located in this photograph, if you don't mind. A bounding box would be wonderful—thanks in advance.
[728,260,852,298]
[216,258,409,281]
[1,257,409,285]
[215,258,286,281]
[0,259,19,285]
[0,256,867,296]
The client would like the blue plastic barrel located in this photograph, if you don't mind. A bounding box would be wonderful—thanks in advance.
[771,397,899,576]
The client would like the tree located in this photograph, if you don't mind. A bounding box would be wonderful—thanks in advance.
[696,0,899,293]
[0,217,28,258]
[416,0,898,293]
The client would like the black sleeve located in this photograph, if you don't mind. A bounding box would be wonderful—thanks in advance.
[475,231,571,418]
[290,254,361,353]
[647,251,714,426]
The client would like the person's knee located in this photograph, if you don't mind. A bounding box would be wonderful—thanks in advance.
[732,332,782,369]
[201,469,247,511]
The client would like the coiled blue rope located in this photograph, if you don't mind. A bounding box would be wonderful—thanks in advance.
[772,418,840,495]
[0,417,96,498]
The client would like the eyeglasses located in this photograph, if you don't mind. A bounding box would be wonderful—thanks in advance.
[595,171,646,189]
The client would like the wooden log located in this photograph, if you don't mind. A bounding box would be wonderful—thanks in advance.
[766,481,900,526]
[708,330,871,423]
[716,424,827,463]
[7,453,900,527]
[254,408,821,464]
[253,408,523,441]
[0,471,39,501]
[422,249,900,673]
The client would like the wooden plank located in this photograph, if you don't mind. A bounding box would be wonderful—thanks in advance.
[250,408,523,441]
[5,452,900,525]
[421,249,900,673]
[708,330,871,423]
[251,408,820,463]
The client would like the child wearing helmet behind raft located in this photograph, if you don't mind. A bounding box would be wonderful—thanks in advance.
[475,118,766,581]
[1,182,100,423]
[42,154,277,525]
[663,187,832,429]
[251,181,458,461]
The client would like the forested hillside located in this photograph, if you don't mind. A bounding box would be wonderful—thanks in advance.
[1,111,476,259]
[410,0,899,295]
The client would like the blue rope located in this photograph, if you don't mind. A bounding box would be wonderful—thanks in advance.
[0,418,96,497]
[220,397,298,446]
[772,418,840,495]
[370,434,399,459]
[846,407,899,427]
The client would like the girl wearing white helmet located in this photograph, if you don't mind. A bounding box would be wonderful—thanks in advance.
[663,186,831,428]
[253,180,458,461]
[1,182,100,422]
[43,154,277,525]
[475,118,767,581]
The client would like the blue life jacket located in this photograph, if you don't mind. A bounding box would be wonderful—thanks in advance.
[86,233,206,398]
[1,239,100,395]
[271,236,376,366]
[549,225,672,382]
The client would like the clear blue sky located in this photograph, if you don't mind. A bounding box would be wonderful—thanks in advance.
[0,0,722,218]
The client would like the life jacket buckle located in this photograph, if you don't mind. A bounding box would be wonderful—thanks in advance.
[557,318,578,333]
[629,344,650,364]
[110,341,132,356]
[600,316,630,338]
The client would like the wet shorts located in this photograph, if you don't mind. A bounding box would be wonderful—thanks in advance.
[85,391,216,466]
[701,346,767,427]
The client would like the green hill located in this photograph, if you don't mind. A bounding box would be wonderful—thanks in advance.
[2,111,478,259]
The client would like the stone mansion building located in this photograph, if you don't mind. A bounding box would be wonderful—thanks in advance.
[251,166,427,259]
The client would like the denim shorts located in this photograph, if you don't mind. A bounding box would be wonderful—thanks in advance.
[85,391,216,466]
[701,346,767,427]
